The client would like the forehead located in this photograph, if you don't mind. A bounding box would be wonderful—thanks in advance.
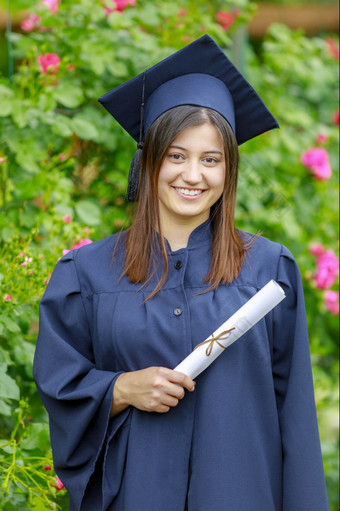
[169,123,224,149]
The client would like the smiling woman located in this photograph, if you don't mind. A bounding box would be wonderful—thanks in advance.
[158,123,226,245]
[33,35,330,511]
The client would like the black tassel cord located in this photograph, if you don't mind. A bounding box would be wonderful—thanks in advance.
[126,72,146,202]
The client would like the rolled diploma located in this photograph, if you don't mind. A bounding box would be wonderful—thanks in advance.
[174,279,285,379]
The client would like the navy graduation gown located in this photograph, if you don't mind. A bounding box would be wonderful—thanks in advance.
[33,222,329,511]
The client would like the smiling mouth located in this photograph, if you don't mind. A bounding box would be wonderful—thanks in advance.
[173,187,205,196]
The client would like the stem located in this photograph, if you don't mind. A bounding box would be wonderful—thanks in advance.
[6,0,14,87]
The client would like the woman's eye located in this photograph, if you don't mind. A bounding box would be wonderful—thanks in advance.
[203,157,218,164]
[168,153,184,161]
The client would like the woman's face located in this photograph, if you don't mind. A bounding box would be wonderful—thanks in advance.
[157,123,226,231]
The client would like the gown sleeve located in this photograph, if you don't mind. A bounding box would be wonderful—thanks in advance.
[273,245,330,510]
[33,251,128,510]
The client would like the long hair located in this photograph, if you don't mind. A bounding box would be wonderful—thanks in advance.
[123,105,250,299]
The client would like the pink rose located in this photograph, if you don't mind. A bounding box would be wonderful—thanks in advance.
[104,0,136,14]
[52,476,65,491]
[309,243,325,257]
[4,294,12,301]
[315,133,328,145]
[301,147,332,181]
[37,53,61,74]
[113,0,136,11]
[63,238,93,255]
[216,11,235,30]
[20,14,41,32]
[71,239,93,250]
[43,0,59,14]
[315,250,339,289]
[62,215,72,224]
[0,157,6,164]
[324,290,339,315]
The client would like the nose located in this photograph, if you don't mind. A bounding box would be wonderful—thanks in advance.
[181,158,202,185]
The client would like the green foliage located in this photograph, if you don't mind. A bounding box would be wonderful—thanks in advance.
[0,0,338,509]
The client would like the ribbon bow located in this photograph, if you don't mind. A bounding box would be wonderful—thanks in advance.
[194,327,236,356]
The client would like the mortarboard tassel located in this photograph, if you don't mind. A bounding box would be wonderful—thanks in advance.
[126,142,143,201]
[126,72,146,202]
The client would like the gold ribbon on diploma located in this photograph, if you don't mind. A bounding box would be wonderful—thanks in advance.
[194,328,236,357]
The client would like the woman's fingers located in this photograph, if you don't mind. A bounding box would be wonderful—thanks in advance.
[112,366,195,416]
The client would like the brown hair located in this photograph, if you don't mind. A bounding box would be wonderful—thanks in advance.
[123,105,250,299]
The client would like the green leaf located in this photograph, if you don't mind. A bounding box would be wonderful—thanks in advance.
[0,315,21,333]
[0,399,13,417]
[53,82,85,108]
[71,117,99,140]
[0,99,12,117]
[20,423,49,451]
[75,200,102,226]
[0,369,20,401]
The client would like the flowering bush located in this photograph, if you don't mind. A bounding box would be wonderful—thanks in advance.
[0,1,338,509]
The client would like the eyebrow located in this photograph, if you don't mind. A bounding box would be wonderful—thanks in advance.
[169,144,223,155]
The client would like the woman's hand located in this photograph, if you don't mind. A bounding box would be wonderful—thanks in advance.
[110,367,195,417]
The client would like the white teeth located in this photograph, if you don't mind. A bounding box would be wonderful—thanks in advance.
[175,187,202,196]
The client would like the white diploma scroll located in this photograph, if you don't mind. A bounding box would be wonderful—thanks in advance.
[174,279,286,380]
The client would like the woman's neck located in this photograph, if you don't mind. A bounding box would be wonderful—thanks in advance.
[160,217,209,251]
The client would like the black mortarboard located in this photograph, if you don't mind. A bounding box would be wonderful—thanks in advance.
[98,34,279,200]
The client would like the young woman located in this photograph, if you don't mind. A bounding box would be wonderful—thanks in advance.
[34,35,329,511]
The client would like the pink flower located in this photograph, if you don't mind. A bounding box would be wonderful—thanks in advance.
[332,109,339,126]
[309,243,324,257]
[301,147,332,181]
[315,133,328,145]
[44,274,51,285]
[44,464,52,471]
[315,250,339,289]
[325,37,339,60]
[113,0,136,11]
[71,239,93,250]
[4,294,12,301]
[20,14,41,32]
[62,215,72,224]
[37,53,61,75]
[324,290,339,315]
[58,153,67,162]
[0,157,6,164]
[20,257,33,267]
[104,0,136,14]
[63,238,93,255]
[52,476,65,491]
[216,11,235,30]
[178,8,187,18]
[43,0,59,14]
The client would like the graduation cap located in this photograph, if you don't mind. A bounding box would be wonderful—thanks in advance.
[98,34,279,200]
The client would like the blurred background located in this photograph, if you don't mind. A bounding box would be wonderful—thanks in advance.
[0,1,338,509]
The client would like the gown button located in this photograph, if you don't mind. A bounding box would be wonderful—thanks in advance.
[174,260,182,270]
[173,308,182,316]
